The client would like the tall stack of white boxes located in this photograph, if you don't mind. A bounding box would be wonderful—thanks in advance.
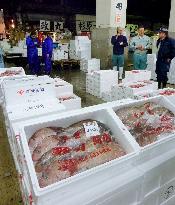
[69,36,91,60]
[52,43,69,61]
[168,58,175,84]
[100,70,158,102]
[80,58,100,73]
[54,78,81,110]
[86,70,118,98]
[146,54,157,81]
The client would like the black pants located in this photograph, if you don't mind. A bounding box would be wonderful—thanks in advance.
[158,81,167,89]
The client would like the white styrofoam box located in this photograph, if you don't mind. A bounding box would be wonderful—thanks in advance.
[111,96,175,161]
[101,91,112,102]
[113,81,158,99]
[75,36,89,41]
[22,48,27,57]
[150,88,175,105]
[81,168,143,205]
[54,78,73,97]
[81,58,100,73]
[0,67,25,80]
[5,99,65,123]
[69,39,91,60]
[18,174,32,205]
[7,46,24,54]
[137,149,175,204]
[123,70,151,84]
[59,43,69,52]
[146,54,157,81]
[168,58,175,84]
[161,194,175,205]
[86,70,118,97]
[2,76,55,107]
[52,50,68,61]
[58,94,81,111]
[16,106,139,205]
[0,67,26,102]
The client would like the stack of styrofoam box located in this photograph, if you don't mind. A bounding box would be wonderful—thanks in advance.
[7,46,24,54]
[10,96,175,205]
[1,76,65,175]
[168,58,175,84]
[146,54,157,81]
[69,36,91,60]
[101,91,112,102]
[0,39,11,52]
[52,50,68,61]
[123,70,151,84]
[111,84,134,101]
[111,96,175,205]
[111,81,158,101]
[0,67,26,103]
[54,78,81,110]
[54,78,73,97]
[80,58,100,73]
[92,70,118,98]
[58,94,81,111]
[18,40,25,48]
[149,88,175,105]
[86,73,94,95]
[59,43,69,52]
[11,105,143,205]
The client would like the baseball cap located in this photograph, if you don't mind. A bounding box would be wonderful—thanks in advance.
[158,27,168,33]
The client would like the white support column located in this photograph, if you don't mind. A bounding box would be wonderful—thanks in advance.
[96,0,127,29]
[169,0,175,38]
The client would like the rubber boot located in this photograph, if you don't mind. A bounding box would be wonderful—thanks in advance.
[158,81,162,89]
[113,66,117,71]
[162,81,167,89]
[119,67,123,80]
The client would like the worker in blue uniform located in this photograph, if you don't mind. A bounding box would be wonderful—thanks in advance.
[26,31,40,75]
[42,32,53,75]
[0,47,4,68]
[156,28,175,89]
[130,26,151,70]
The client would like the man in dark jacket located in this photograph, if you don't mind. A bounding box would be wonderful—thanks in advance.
[156,28,175,89]
[111,27,128,79]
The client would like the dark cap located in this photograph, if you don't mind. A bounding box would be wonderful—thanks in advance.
[158,27,168,33]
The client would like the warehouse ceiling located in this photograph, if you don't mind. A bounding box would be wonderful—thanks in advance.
[0,0,171,23]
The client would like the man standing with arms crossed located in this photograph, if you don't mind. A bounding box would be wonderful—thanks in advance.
[130,26,151,70]
[111,27,128,80]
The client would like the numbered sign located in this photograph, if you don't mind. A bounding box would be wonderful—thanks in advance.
[83,121,100,138]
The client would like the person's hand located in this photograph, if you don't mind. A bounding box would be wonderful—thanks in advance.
[34,42,37,45]
[46,54,49,58]
[140,46,145,51]
[120,42,123,45]
[136,45,142,50]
